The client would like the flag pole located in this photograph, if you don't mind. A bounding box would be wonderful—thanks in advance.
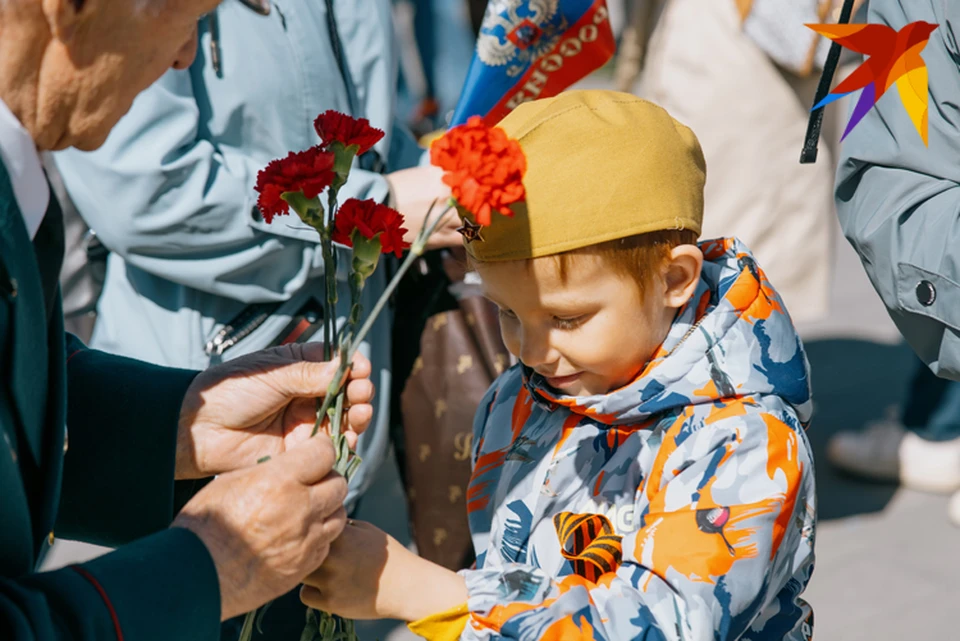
[800,0,858,164]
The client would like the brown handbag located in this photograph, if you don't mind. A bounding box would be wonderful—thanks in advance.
[393,248,510,571]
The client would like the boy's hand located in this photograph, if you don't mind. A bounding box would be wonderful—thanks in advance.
[300,520,468,621]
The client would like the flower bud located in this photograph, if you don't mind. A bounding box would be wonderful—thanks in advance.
[350,231,383,280]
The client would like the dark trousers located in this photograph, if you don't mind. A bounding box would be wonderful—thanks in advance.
[902,360,960,442]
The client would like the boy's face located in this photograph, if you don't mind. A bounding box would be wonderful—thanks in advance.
[476,249,700,397]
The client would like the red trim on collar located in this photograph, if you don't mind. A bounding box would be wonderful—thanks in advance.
[65,349,83,365]
[69,565,123,641]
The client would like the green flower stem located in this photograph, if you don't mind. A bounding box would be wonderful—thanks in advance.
[330,394,348,470]
[300,202,454,641]
[238,611,255,641]
[319,228,337,361]
[351,202,454,352]
[326,188,340,355]
[311,202,454,435]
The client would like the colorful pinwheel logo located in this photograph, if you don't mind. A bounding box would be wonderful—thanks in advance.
[806,21,938,145]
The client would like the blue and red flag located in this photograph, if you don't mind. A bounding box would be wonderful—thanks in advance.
[450,0,616,127]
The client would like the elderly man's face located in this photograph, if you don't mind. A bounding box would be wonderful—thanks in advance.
[48,0,220,150]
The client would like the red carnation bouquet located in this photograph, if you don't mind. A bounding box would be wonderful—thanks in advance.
[247,111,525,641]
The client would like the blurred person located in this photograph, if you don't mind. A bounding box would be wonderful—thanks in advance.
[394,0,475,135]
[637,0,857,324]
[829,360,960,494]
[833,0,960,524]
[52,0,460,636]
[0,0,379,639]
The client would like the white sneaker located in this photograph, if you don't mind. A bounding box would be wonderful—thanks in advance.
[948,490,960,527]
[827,419,960,493]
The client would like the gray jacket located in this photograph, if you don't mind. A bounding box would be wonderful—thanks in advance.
[836,0,960,379]
[53,0,423,506]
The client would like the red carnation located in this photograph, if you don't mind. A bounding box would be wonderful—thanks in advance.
[331,198,410,258]
[429,116,526,226]
[255,146,336,223]
[314,111,385,155]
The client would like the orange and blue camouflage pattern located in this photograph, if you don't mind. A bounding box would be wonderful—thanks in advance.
[459,237,816,641]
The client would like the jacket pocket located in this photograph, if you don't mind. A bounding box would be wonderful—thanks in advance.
[204,291,327,364]
[896,262,960,333]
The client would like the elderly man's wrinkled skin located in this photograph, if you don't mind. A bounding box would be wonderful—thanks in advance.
[0,0,214,150]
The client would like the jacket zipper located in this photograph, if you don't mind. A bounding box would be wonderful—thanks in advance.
[204,301,283,356]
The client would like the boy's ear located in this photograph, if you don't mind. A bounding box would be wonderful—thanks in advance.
[663,244,703,309]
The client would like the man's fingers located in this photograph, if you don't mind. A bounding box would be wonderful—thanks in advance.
[295,341,330,363]
[322,505,349,538]
[281,434,337,485]
[349,352,371,379]
[308,543,332,574]
[309,472,349,512]
[279,346,370,400]
[305,483,348,557]
[345,378,374,405]
[269,356,340,398]
[346,404,373,436]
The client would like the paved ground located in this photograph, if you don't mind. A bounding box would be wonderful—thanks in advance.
[793,220,960,640]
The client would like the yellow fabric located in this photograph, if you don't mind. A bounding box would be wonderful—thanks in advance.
[407,602,470,641]
[464,90,706,262]
[419,129,446,148]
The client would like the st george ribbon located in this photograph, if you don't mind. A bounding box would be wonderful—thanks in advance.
[450,0,616,127]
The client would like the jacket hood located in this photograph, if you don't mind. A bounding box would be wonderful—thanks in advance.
[525,237,812,426]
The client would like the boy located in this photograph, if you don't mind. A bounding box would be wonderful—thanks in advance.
[302,91,816,641]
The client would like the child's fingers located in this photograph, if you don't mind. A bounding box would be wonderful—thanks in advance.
[300,585,327,610]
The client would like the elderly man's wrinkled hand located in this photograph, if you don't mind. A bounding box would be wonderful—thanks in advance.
[176,342,375,479]
[173,435,348,620]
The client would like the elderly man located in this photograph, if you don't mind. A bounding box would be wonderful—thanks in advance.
[0,2,375,640]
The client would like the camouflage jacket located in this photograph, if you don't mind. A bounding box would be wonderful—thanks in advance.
[461,237,816,641]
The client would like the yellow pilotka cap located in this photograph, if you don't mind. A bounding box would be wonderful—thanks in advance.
[463,90,706,262]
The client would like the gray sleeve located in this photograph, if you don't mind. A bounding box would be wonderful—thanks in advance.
[52,68,390,304]
[836,0,960,379]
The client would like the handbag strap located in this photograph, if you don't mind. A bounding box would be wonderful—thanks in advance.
[799,0,857,164]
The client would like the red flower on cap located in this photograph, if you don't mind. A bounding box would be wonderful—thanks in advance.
[314,110,385,155]
[331,198,410,258]
[429,116,526,226]
[255,146,336,223]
